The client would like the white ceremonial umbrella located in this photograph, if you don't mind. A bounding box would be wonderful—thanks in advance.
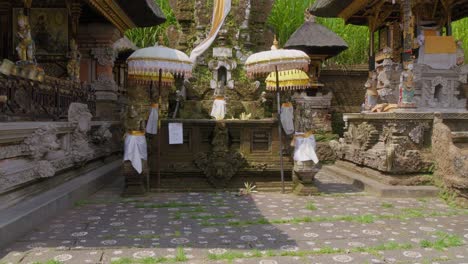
[127,38,193,190]
[245,37,310,193]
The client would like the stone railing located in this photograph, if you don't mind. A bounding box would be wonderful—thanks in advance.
[0,74,95,121]
[0,120,122,201]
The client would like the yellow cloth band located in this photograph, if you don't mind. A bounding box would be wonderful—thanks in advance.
[282,102,293,108]
[128,130,145,136]
[151,103,159,108]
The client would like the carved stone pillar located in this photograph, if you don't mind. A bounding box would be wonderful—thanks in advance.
[90,47,118,119]
[77,23,121,120]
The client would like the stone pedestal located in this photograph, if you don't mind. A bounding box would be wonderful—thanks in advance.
[292,161,320,195]
[122,160,148,196]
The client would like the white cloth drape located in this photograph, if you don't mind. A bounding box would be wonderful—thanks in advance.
[293,133,319,164]
[210,99,226,120]
[123,134,148,174]
[280,104,295,135]
[145,106,159,135]
[189,0,231,62]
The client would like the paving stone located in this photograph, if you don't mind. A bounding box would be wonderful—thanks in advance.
[1,175,467,264]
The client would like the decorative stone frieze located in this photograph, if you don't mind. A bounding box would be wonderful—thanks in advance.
[91,47,117,67]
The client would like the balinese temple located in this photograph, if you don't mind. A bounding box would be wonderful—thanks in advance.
[310,0,468,202]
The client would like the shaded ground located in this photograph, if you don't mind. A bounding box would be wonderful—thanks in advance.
[1,171,468,264]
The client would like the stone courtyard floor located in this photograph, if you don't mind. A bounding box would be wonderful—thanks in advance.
[1,172,468,264]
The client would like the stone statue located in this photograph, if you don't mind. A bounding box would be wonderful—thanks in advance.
[68,103,94,163]
[399,63,415,107]
[456,40,465,66]
[24,124,63,160]
[376,59,396,103]
[124,105,143,131]
[16,9,35,63]
[363,71,378,111]
[67,39,81,81]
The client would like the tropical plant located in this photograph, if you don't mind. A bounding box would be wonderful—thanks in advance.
[125,0,180,48]
[267,0,315,47]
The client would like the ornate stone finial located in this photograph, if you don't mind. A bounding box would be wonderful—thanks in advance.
[305,8,316,22]
[271,35,279,50]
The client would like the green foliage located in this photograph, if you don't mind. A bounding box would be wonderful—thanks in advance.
[453,18,468,61]
[125,0,180,48]
[267,0,314,46]
[305,202,317,211]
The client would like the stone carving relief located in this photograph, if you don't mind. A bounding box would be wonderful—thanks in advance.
[91,47,117,67]
[194,122,246,187]
[91,74,118,101]
[409,124,429,144]
[343,122,379,150]
[68,103,94,164]
[24,124,63,160]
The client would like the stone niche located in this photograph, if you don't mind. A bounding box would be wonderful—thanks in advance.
[208,47,237,96]
[413,64,467,111]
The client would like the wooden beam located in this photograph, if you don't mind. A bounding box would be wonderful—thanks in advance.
[338,0,370,22]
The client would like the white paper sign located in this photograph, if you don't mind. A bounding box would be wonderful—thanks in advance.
[168,123,183,145]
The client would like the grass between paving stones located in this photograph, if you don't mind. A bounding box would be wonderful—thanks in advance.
[201,208,468,227]
[111,247,188,264]
[381,202,394,208]
[190,213,235,220]
[135,202,202,209]
[420,231,464,250]
[305,202,317,211]
[207,242,412,261]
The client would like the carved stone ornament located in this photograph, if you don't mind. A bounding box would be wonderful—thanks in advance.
[37,160,55,178]
[194,123,246,187]
[343,122,379,150]
[68,103,95,164]
[23,125,61,160]
[91,47,117,67]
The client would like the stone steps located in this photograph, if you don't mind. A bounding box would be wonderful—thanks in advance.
[322,164,439,198]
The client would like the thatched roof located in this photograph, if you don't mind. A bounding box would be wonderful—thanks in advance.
[285,20,348,58]
[116,0,166,27]
[310,0,468,24]
[309,0,353,18]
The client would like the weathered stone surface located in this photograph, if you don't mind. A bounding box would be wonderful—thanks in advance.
[316,142,336,162]
[432,114,468,206]
[331,113,435,174]
[194,122,246,187]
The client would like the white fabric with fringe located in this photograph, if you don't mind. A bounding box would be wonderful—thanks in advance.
[145,106,159,135]
[123,134,148,174]
[293,133,319,164]
[280,104,295,135]
[211,99,226,120]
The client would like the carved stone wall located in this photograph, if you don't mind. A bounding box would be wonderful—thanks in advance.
[331,112,468,176]
[432,114,468,207]
[0,120,121,195]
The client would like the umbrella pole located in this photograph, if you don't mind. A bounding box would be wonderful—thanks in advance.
[157,69,162,190]
[275,66,285,194]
